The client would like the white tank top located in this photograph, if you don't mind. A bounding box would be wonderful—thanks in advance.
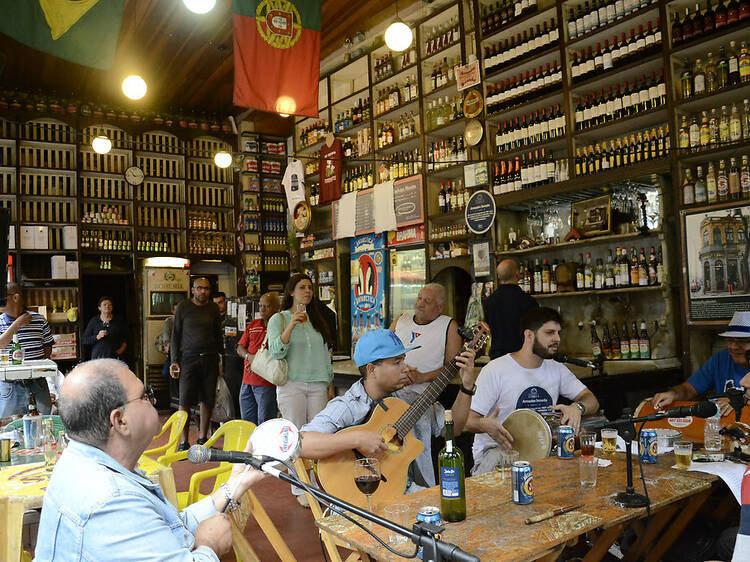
[394,313,453,394]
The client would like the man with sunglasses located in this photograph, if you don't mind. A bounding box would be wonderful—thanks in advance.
[653,311,750,417]
[35,359,264,561]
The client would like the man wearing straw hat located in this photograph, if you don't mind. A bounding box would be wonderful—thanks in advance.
[653,311,750,417]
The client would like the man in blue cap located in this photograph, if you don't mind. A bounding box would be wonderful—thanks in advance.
[300,328,477,491]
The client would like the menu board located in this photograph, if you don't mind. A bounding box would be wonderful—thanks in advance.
[393,175,424,227]
[355,189,375,235]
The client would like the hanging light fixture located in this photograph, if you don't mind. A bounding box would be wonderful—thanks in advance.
[384,1,412,52]
[91,135,112,154]
[183,0,216,14]
[214,151,232,168]
[122,75,147,100]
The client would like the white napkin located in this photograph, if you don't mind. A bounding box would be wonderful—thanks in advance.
[674,461,745,505]
[597,458,612,467]
[336,192,357,239]
[373,180,397,233]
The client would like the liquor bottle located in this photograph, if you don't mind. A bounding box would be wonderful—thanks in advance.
[730,157,741,199]
[591,325,603,359]
[742,155,750,198]
[610,324,622,360]
[439,410,466,522]
[639,321,651,359]
[28,392,40,416]
[605,250,616,288]
[620,322,630,360]
[11,333,23,365]
[584,252,594,289]
[576,253,585,290]
[694,165,707,204]
[682,168,695,205]
[594,258,604,290]
[718,159,729,201]
[629,247,640,286]
[542,258,551,293]
[602,325,612,359]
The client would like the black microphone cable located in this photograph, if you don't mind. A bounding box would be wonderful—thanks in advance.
[626,421,652,559]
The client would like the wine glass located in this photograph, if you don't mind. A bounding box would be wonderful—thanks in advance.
[354,457,381,512]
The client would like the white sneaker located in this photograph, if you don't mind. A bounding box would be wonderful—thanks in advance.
[296,494,310,508]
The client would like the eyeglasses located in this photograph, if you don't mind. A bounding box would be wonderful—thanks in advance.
[727,338,750,346]
[116,385,156,409]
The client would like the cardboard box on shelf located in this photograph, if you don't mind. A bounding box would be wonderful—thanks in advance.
[65,261,79,279]
[34,226,49,249]
[51,255,67,279]
[52,333,76,345]
[51,345,76,360]
[62,226,77,250]
[20,226,34,249]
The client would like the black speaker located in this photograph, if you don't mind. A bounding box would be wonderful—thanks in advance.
[0,207,9,303]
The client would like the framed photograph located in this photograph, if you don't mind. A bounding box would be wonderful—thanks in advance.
[681,202,750,325]
[571,194,611,237]
[470,238,493,279]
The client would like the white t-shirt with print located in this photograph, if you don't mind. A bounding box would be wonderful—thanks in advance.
[470,353,587,459]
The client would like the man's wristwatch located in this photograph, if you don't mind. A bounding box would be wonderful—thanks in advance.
[460,384,477,396]
[574,401,586,415]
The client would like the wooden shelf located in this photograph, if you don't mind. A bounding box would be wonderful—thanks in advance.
[532,285,663,299]
[565,3,659,48]
[496,230,662,256]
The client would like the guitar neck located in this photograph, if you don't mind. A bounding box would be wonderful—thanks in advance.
[394,358,460,439]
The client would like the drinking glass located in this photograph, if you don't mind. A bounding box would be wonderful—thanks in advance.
[704,417,722,452]
[384,504,410,546]
[296,303,307,323]
[494,449,520,480]
[354,457,380,513]
[674,441,693,470]
[601,428,618,455]
[0,350,9,366]
[580,432,596,458]
[579,456,598,487]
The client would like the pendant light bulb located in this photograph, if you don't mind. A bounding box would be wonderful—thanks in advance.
[92,135,112,154]
[183,0,216,14]
[384,20,413,52]
[122,75,147,100]
[214,151,232,168]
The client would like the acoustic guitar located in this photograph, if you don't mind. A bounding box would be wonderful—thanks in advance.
[316,323,490,508]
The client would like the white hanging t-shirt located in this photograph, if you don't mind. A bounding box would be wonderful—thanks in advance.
[282,159,306,212]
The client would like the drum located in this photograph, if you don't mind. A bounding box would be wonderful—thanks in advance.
[502,409,560,461]
[248,418,301,468]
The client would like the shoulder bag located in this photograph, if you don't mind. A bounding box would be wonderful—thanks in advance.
[251,313,288,386]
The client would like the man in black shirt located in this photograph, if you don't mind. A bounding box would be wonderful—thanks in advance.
[170,278,223,450]
[483,259,538,360]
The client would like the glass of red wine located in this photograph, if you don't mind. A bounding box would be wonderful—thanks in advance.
[354,457,381,513]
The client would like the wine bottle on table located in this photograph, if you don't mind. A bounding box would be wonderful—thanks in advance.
[439,410,466,522]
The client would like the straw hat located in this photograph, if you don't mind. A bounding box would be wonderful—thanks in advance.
[719,311,750,338]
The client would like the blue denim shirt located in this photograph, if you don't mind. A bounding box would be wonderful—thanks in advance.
[300,379,443,487]
[34,439,220,562]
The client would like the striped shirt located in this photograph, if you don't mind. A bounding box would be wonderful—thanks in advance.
[0,311,53,359]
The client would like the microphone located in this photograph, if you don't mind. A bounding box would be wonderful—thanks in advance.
[187,445,274,472]
[607,401,718,426]
[552,353,596,369]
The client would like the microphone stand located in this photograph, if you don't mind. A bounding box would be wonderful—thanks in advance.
[256,460,478,562]
[604,408,650,508]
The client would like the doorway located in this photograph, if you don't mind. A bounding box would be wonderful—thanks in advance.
[81,273,137,367]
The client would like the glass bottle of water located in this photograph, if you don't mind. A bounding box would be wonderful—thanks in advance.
[704,401,722,453]
[41,419,57,471]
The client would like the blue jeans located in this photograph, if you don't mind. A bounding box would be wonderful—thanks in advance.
[0,379,52,418]
[239,384,278,425]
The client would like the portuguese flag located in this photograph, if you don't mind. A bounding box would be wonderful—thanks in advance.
[233,0,321,118]
[0,0,125,69]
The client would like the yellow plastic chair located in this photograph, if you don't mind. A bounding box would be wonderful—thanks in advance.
[143,410,188,459]
[0,496,26,562]
[159,419,256,510]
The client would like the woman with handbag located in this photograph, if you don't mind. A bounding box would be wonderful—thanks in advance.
[267,273,334,507]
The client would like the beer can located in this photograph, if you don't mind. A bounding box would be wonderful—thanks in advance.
[512,461,534,504]
[558,425,575,459]
[416,507,442,560]
[639,429,658,463]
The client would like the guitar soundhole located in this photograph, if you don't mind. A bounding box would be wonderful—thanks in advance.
[379,424,403,454]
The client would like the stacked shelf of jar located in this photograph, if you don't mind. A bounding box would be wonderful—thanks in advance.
[432,224,468,240]
[426,135,468,171]
[575,125,670,176]
[678,41,750,101]
[483,18,559,76]
[566,0,656,41]
[438,180,470,213]
[479,0,538,36]
[299,121,328,148]
[486,61,563,115]
[677,102,750,150]
[376,114,419,149]
[574,70,667,131]
[81,204,128,225]
[681,154,750,205]
[425,95,463,132]
[375,77,419,116]
[81,230,132,251]
[189,234,232,254]
[494,104,566,152]
[591,320,651,361]
[492,150,569,195]
[381,148,423,181]
[333,99,370,133]
[670,2,750,46]
[569,21,663,84]
[342,167,374,193]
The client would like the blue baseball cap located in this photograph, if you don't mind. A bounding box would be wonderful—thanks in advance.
[353,329,420,367]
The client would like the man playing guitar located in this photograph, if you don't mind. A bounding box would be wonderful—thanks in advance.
[300,328,478,495]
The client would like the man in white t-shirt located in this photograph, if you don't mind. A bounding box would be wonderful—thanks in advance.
[465,307,600,475]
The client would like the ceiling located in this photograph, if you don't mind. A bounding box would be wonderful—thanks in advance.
[0,0,401,135]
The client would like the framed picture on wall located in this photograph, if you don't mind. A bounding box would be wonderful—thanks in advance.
[470,238,493,279]
[681,201,750,325]
[571,194,611,237]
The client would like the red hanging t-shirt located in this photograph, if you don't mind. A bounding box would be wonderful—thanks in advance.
[318,139,342,205]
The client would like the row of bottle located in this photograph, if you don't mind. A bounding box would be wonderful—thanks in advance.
[575,71,666,130]
[243,195,260,212]
[187,211,221,230]
[98,256,114,270]
[680,42,750,100]
[677,103,750,149]
[265,256,290,271]
[438,180,470,213]
[343,166,375,193]
[305,156,319,176]
[426,136,468,171]
[425,96,464,132]
[567,0,655,40]
[479,0,538,36]
[299,121,328,148]
[432,223,469,240]
[383,148,423,181]
[261,199,285,213]
[264,235,286,249]
[136,233,178,253]
[80,204,128,225]
[494,104,566,153]
[423,17,460,57]
[575,125,670,176]
[492,150,568,194]
[333,98,370,132]
[486,61,563,114]
[376,114,419,149]
[81,230,131,251]
[671,1,750,46]
[374,47,417,83]
[570,22,662,83]
[189,234,233,255]
[308,183,320,206]
[375,77,418,116]
[427,56,461,92]
[244,241,262,251]
[591,321,651,361]
[351,305,385,353]
[681,155,750,205]
[483,18,559,76]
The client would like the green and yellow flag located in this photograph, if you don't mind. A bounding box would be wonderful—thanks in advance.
[0,0,125,69]
[233,0,321,118]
